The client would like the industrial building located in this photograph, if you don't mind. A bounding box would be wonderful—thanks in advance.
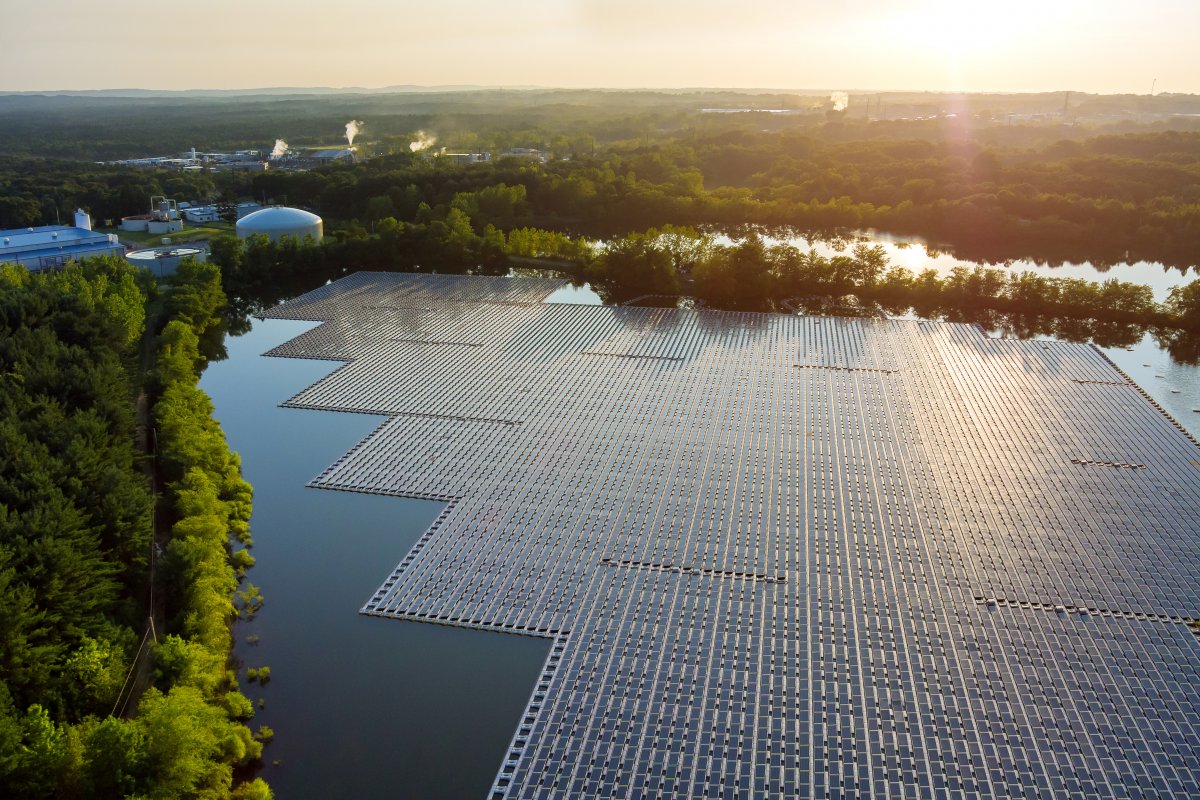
[0,209,124,271]
[308,147,355,163]
[430,149,545,165]
[440,151,493,165]
[110,147,267,171]
[180,201,261,224]
[181,206,221,224]
[120,196,183,235]
[499,147,548,163]
[236,206,323,242]
[262,272,1200,800]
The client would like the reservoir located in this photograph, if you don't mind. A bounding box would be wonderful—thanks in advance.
[244,272,1200,798]
[202,265,1197,797]
[201,318,550,799]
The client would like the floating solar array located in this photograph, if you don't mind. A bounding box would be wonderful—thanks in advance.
[261,272,1200,799]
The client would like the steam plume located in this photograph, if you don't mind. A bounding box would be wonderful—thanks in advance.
[409,131,437,152]
[345,120,364,146]
[830,92,849,112]
[270,139,289,159]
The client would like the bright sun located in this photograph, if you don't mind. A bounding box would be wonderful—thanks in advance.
[882,0,1073,85]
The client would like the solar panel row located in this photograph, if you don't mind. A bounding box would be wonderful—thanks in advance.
[262,272,1200,799]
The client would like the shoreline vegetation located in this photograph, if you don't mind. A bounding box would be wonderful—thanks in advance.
[0,256,271,799]
[210,217,1200,362]
[245,127,1200,273]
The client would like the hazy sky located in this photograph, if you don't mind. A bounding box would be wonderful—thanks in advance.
[1,0,1196,94]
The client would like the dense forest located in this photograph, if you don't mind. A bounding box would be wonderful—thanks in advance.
[0,257,270,799]
[2,89,1198,161]
[233,126,1200,270]
[1,89,1199,270]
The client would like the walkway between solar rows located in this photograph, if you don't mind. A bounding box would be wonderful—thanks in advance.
[261,272,1200,800]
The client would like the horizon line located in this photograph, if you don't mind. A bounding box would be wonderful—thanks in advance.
[0,85,1190,98]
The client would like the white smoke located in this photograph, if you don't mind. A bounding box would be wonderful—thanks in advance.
[830,91,849,112]
[345,120,364,146]
[270,138,289,159]
[408,130,437,152]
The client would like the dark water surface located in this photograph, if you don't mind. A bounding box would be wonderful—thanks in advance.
[201,319,550,799]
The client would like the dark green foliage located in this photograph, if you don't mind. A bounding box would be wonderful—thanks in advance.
[1167,281,1200,331]
[0,257,269,799]
[145,259,264,798]
[0,157,215,229]
[239,125,1200,271]
[586,230,679,297]
[0,261,151,721]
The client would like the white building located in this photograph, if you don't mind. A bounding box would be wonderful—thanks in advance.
[0,210,125,272]
[500,148,548,163]
[440,151,492,165]
[120,196,183,234]
[182,206,221,224]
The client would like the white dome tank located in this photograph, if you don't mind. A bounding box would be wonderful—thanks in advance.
[235,206,323,243]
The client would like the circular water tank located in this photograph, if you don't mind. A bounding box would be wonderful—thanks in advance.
[127,246,206,278]
[235,206,323,243]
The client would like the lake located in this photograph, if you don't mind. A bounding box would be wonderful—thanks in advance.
[201,319,550,799]
[203,262,1198,797]
[781,229,1194,302]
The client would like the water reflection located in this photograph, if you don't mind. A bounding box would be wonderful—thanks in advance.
[201,319,550,799]
[740,228,1195,301]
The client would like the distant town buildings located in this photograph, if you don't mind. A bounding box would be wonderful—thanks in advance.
[500,147,548,163]
[428,147,549,165]
[440,151,492,165]
[110,147,267,172]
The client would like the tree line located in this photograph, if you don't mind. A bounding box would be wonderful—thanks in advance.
[0,157,217,230]
[0,256,271,799]
[237,126,1200,271]
[5,93,1197,272]
[207,211,1200,362]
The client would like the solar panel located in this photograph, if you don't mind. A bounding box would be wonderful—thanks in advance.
[262,272,1200,799]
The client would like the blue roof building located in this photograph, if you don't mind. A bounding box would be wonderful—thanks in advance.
[0,210,125,272]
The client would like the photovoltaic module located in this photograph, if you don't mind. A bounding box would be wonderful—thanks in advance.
[261,272,1200,799]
